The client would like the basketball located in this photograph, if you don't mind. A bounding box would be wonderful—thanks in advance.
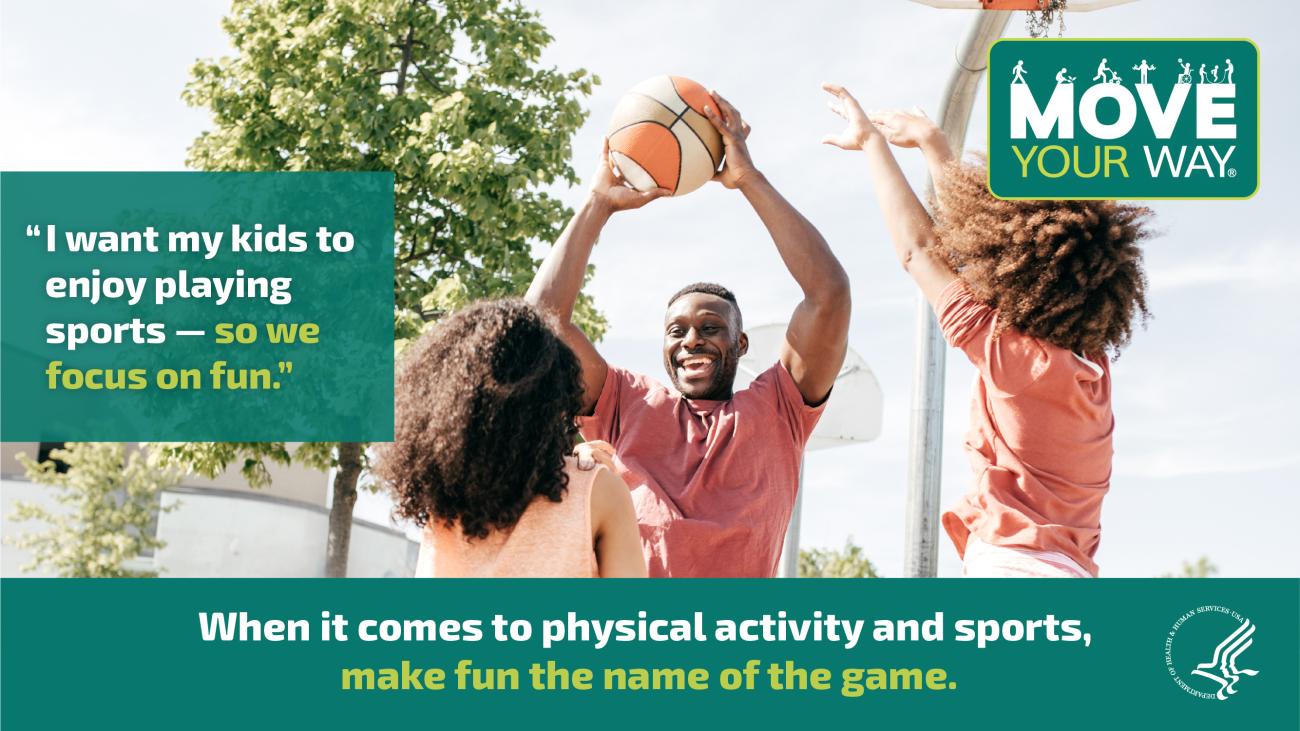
[606,75,725,197]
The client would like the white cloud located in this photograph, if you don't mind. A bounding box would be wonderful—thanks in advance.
[1148,237,1300,290]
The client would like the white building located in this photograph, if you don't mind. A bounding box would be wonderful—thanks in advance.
[0,442,418,578]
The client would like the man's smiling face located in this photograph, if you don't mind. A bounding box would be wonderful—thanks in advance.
[662,291,748,400]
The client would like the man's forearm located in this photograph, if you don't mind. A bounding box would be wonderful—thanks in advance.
[525,195,612,322]
[737,173,849,297]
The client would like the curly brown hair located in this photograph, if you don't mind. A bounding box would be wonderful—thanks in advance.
[374,299,583,539]
[931,157,1153,358]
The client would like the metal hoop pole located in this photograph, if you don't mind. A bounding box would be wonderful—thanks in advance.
[903,9,1012,578]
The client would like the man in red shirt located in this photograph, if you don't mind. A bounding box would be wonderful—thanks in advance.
[526,92,850,577]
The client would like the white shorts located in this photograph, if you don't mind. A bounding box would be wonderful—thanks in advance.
[962,536,1092,578]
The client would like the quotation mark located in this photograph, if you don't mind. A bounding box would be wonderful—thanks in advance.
[274,361,293,389]
[26,224,43,237]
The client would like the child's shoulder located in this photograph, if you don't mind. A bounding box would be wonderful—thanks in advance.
[1006,336,1111,397]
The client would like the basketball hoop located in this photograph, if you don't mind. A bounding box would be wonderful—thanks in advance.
[1022,0,1067,38]
[978,0,1056,7]
[909,0,1138,38]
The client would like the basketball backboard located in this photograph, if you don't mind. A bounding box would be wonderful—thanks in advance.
[734,324,883,451]
[908,0,1134,10]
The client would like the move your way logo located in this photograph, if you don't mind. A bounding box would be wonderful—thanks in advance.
[1165,605,1260,701]
[988,39,1258,199]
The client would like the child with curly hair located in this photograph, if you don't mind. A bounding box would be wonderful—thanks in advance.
[820,83,1152,577]
[375,299,646,578]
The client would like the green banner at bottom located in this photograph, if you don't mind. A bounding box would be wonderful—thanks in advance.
[2,579,1296,728]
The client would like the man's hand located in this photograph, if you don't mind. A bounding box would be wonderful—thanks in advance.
[575,440,618,471]
[820,82,878,151]
[590,138,671,212]
[702,91,759,189]
[867,107,944,151]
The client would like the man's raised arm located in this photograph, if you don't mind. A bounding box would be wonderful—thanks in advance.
[702,93,851,406]
[525,141,668,414]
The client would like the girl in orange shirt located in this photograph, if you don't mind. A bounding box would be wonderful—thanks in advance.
[821,83,1153,577]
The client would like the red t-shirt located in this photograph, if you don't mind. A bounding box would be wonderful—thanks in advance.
[937,279,1114,576]
[578,361,824,577]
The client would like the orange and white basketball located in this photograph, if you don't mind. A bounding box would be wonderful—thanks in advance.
[606,76,724,197]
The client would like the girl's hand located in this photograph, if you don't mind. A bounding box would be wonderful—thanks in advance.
[867,107,943,150]
[820,82,877,151]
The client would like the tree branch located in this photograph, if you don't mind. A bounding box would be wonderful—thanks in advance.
[393,0,418,97]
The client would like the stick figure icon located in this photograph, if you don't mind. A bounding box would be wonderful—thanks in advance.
[1012,59,1027,84]
[1177,59,1192,84]
[1132,59,1157,84]
[1199,63,1207,83]
[1055,67,1076,84]
[1225,58,1234,84]
[1092,57,1111,82]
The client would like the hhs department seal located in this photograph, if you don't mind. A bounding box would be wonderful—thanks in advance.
[1164,604,1259,701]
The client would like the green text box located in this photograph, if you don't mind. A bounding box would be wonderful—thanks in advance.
[1,579,1295,728]
[0,172,394,440]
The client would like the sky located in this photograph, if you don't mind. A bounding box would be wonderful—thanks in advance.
[2,0,1297,577]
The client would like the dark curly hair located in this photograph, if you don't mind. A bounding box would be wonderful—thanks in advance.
[373,299,583,540]
[931,156,1153,358]
[667,282,742,328]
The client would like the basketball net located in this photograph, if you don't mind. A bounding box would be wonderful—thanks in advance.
[1024,0,1068,38]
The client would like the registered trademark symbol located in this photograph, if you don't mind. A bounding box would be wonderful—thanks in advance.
[1228,168,1238,178]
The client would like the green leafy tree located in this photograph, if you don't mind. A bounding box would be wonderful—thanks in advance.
[799,538,880,578]
[177,0,602,576]
[7,443,180,578]
[1160,556,1218,578]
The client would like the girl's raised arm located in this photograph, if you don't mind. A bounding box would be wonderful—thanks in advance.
[821,83,957,310]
